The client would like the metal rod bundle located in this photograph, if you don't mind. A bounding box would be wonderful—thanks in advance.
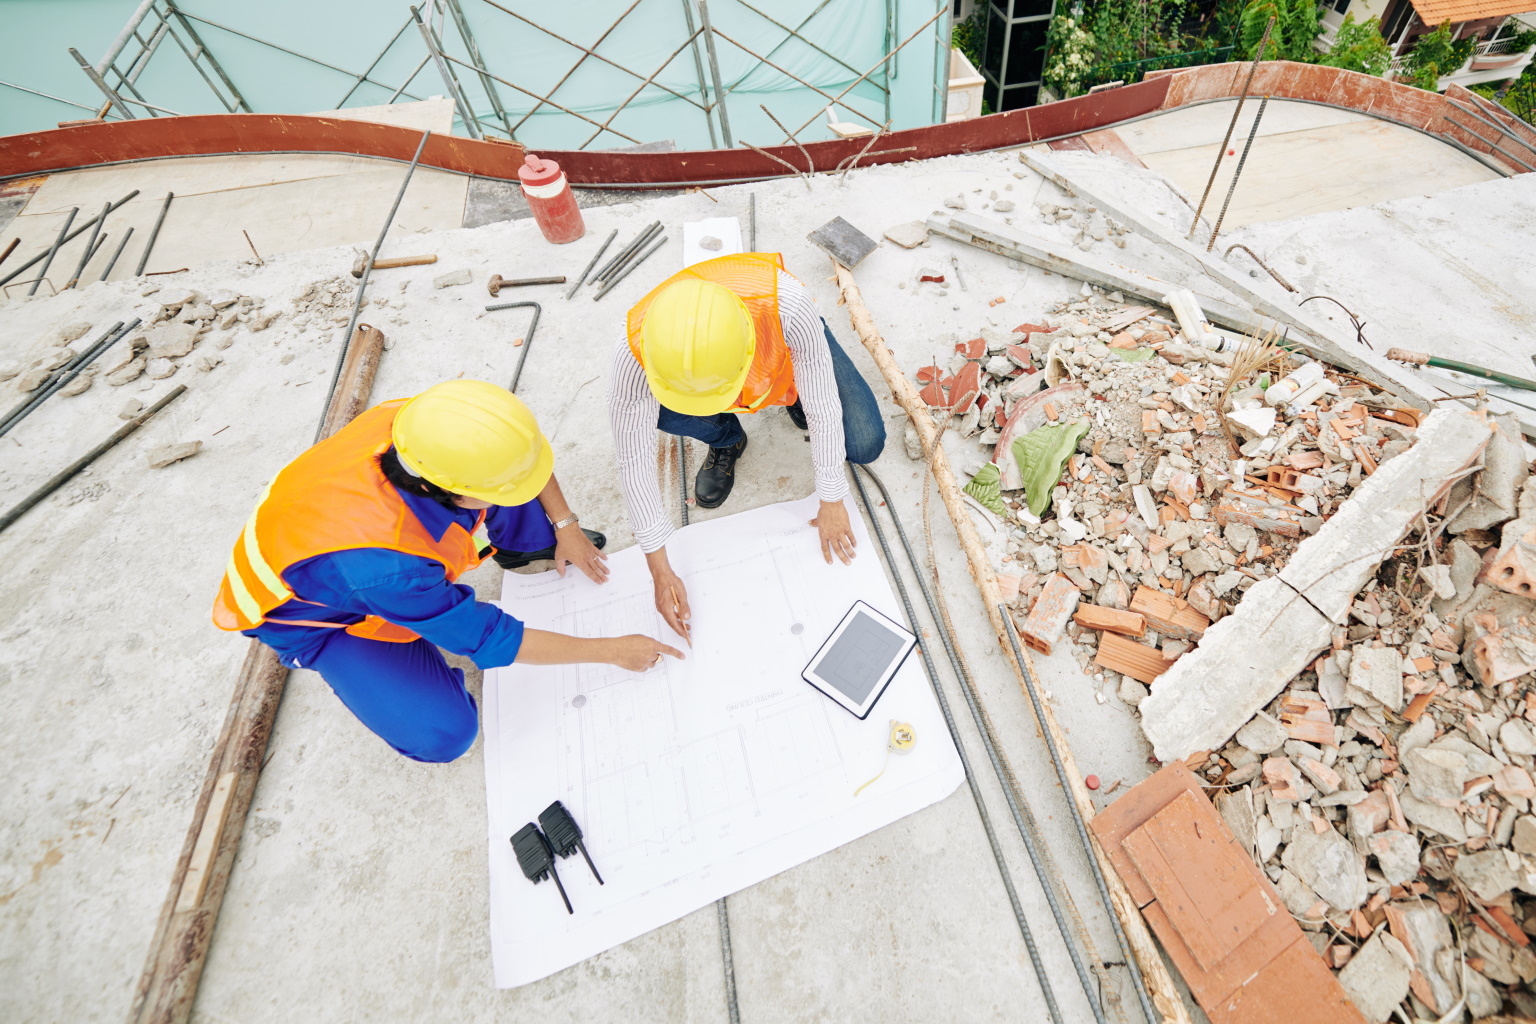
[1189,16,1273,242]
[0,190,138,289]
[0,319,139,439]
[592,234,665,300]
[0,384,185,536]
[592,221,660,284]
[1207,94,1269,252]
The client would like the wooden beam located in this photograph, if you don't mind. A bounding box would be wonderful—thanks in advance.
[128,324,388,1024]
[832,261,1193,1024]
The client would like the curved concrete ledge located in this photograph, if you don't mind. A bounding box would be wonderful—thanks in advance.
[1,63,1528,188]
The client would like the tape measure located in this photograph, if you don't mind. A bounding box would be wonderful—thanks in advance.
[854,721,916,797]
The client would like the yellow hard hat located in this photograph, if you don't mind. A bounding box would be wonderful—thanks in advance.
[640,278,755,416]
[391,380,553,506]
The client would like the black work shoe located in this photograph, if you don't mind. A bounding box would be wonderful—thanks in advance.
[694,436,748,509]
[491,528,607,570]
[786,399,807,431]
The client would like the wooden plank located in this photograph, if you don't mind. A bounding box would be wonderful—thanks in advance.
[1096,632,1175,684]
[1122,790,1276,970]
[1074,604,1147,637]
[174,772,235,914]
[1130,586,1210,640]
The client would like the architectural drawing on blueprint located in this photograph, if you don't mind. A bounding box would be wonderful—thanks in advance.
[482,495,965,988]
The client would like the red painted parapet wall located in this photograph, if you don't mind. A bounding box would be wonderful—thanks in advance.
[1,61,1529,187]
[1148,60,1535,174]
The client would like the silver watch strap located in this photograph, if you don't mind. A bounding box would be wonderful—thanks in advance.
[552,514,579,531]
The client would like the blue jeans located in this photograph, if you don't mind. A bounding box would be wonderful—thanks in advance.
[656,319,886,463]
[306,632,479,763]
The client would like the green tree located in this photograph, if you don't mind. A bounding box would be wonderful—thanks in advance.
[1405,22,1459,90]
[1318,15,1392,75]
[1043,15,1098,97]
[1238,0,1321,61]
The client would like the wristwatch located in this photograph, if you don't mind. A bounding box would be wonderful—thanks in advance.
[552,514,579,531]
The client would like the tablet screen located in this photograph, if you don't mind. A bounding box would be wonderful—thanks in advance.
[815,609,909,704]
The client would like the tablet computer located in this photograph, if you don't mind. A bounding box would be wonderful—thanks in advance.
[801,601,917,720]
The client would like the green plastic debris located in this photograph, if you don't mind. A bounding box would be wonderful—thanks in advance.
[1012,419,1090,517]
[962,462,1007,517]
[1112,347,1156,363]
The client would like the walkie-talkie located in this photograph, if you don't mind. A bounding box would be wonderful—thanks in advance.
[510,822,572,914]
[539,800,604,885]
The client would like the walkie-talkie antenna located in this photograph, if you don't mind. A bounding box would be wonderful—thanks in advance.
[510,822,572,914]
[539,800,604,885]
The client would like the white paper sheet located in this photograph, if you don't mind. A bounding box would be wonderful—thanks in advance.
[681,216,744,267]
[483,495,964,987]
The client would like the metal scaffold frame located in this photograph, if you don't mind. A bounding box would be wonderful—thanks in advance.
[47,0,952,152]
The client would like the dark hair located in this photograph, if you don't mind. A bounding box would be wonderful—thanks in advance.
[379,446,461,510]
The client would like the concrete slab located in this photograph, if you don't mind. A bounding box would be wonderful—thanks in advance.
[1121,99,1498,228]
[314,97,457,134]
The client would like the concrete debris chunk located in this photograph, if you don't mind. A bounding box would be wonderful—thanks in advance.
[146,441,202,469]
[1336,931,1412,1024]
[146,358,178,381]
[1281,824,1366,910]
[192,353,223,373]
[56,321,92,343]
[1403,746,1467,803]
[1345,647,1403,712]
[1236,710,1288,754]
[1367,830,1419,885]
[15,367,52,392]
[146,322,197,359]
[883,221,928,248]
[1455,849,1521,900]
[104,356,146,386]
[58,369,94,397]
[434,269,473,288]
[118,398,145,420]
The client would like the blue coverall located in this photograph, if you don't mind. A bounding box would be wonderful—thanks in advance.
[245,487,554,762]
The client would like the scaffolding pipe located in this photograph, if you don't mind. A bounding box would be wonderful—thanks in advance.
[696,0,735,147]
[786,5,946,139]
[136,192,174,277]
[164,0,253,112]
[69,47,137,120]
[439,54,645,145]
[443,0,514,138]
[96,0,158,74]
[680,0,719,148]
[411,5,480,138]
[335,16,414,108]
[576,28,709,149]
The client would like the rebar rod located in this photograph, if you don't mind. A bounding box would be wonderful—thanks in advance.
[1443,115,1536,173]
[849,468,1066,1024]
[0,238,18,266]
[1223,242,1294,291]
[0,320,137,439]
[135,191,174,276]
[1446,97,1536,157]
[0,384,185,536]
[1207,94,1269,252]
[785,6,946,139]
[483,301,541,393]
[1188,16,1272,240]
[1001,609,1161,1024]
[65,202,111,289]
[593,236,665,300]
[29,207,79,297]
[696,0,734,146]
[318,129,431,442]
[565,229,617,299]
[0,191,137,289]
[100,227,135,282]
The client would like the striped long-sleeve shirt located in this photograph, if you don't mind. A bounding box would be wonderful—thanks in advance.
[608,271,848,553]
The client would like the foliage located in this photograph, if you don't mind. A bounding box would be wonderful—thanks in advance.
[1043,15,1099,97]
[1318,15,1392,76]
[1405,22,1460,90]
[1237,0,1321,61]
[952,11,983,72]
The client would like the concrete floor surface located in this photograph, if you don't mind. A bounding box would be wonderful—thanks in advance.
[2,101,1523,1024]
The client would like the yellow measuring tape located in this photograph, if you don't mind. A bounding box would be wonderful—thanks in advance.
[853,721,916,797]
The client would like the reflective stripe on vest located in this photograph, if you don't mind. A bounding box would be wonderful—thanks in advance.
[626,252,799,414]
[212,401,487,642]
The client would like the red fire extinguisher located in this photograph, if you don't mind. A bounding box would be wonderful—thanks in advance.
[518,153,585,245]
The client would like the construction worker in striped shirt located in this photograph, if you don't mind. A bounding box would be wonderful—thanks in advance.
[609,253,887,641]
[213,380,681,762]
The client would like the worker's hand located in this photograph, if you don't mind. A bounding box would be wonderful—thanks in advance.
[610,634,684,672]
[811,499,857,565]
[554,523,609,584]
[651,571,693,645]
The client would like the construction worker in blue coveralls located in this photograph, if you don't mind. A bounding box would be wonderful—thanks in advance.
[213,380,682,762]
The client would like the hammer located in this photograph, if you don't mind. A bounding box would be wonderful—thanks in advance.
[350,252,438,278]
[488,274,566,296]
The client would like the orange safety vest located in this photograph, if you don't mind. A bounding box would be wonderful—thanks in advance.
[211,400,487,644]
[626,252,799,413]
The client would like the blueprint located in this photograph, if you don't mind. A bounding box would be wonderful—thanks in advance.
[483,494,965,987]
